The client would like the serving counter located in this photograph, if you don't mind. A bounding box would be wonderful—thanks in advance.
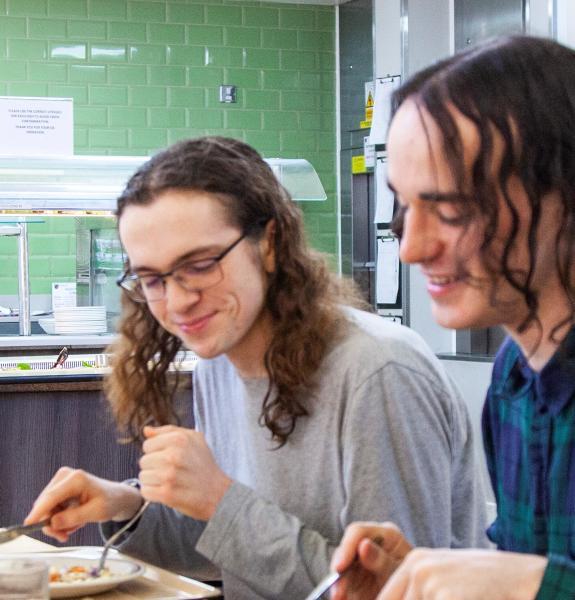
[0,333,116,350]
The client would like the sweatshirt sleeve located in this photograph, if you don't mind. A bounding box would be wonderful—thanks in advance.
[196,481,332,598]
[100,502,220,582]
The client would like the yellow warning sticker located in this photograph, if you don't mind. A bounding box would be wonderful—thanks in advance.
[365,88,374,122]
[366,90,374,107]
[351,155,367,174]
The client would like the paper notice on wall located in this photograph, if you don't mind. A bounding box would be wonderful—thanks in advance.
[364,136,375,168]
[52,282,77,311]
[374,159,395,223]
[376,237,400,304]
[0,96,73,155]
[368,76,401,145]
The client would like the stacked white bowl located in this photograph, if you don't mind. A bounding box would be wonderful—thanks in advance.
[53,305,107,335]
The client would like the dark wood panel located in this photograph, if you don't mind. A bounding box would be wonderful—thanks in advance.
[0,384,192,547]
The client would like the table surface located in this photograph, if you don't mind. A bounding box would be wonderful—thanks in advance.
[0,535,222,599]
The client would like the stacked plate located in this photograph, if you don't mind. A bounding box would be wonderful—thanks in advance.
[54,306,107,335]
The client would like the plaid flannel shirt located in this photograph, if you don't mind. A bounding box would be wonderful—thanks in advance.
[482,329,575,599]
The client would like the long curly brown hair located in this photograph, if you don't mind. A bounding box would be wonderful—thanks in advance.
[105,136,366,445]
[391,36,575,342]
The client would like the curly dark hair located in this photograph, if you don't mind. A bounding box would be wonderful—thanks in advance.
[105,136,365,445]
[390,35,575,341]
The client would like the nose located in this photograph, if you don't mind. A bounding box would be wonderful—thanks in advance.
[399,206,442,266]
[163,277,201,313]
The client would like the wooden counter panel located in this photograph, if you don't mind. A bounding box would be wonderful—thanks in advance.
[0,380,103,392]
[0,385,193,548]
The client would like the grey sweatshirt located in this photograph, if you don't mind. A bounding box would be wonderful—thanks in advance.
[108,308,487,599]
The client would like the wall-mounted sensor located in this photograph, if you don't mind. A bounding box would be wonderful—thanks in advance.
[219,85,237,103]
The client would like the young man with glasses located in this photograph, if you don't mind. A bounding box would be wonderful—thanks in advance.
[26,136,487,599]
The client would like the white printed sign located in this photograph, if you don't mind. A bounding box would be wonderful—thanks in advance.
[368,76,401,146]
[376,237,400,305]
[52,282,77,311]
[374,159,395,223]
[0,96,73,155]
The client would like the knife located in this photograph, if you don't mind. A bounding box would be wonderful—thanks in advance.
[51,346,69,369]
[0,519,51,545]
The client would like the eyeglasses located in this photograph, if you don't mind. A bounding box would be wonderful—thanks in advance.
[117,233,247,303]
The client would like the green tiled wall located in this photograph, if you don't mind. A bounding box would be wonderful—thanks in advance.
[0,0,337,295]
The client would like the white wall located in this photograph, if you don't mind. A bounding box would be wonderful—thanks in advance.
[374,0,451,77]
[441,359,495,509]
[401,0,455,352]
[374,0,401,77]
[404,0,451,76]
[527,0,553,37]
[374,0,455,352]
[557,0,575,49]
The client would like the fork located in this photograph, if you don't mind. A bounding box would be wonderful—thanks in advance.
[95,500,150,575]
[304,536,384,600]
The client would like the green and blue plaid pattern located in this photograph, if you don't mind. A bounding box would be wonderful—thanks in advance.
[482,329,575,599]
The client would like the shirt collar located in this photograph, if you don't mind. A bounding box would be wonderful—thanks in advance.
[508,326,575,416]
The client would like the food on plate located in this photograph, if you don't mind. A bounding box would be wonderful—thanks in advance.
[49,564,112,583]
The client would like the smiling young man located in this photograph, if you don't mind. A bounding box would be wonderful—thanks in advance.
[25,136,487,600]
[331,36,575,600]
[118,189,275,369]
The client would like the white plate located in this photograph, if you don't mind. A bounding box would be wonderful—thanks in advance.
[54,316,107,321]
[54,315,107,321]
[38,318,56,335]
[54,316,106,321]
[47,555,144,598]
[54,323,108,331]
[54,306,106,312]
[54,325,107,331]
[54,314,106,322]
[54,309,106,314]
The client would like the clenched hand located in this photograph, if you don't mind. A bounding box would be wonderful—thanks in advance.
[139,425,232,521]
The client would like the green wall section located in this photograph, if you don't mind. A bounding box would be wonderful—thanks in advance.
[0,0,337,296]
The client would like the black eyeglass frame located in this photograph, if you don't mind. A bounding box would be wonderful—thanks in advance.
[116,231,248,303]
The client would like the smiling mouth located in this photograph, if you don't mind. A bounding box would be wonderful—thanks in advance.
[425,270,476,291]
[427,275,462,285]
[427,275,461,285]
[176,312,215,331]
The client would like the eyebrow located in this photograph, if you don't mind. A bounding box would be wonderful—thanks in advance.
[129,243,223,273]
[419,191,469,202]
[387,179,468,203]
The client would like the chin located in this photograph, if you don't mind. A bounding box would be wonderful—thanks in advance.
[431,307,479,331]
[180,337,223,360]
[433,304,505,331]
